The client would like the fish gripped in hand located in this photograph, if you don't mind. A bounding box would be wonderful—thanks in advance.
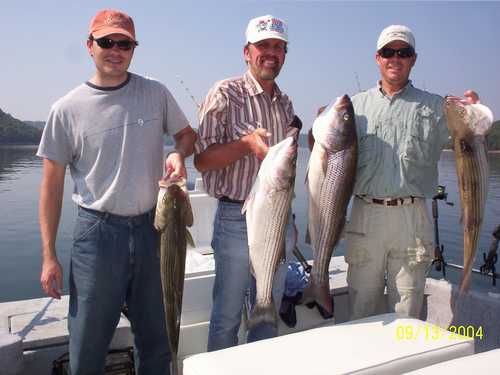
[304,94,357,319]
[243,137,297,330]
[444,97,493,294]
[154,177,194,374]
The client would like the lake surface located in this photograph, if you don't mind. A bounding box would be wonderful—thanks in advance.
[1,145,499,302]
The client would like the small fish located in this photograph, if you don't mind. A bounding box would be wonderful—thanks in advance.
[444,97,493,293]
[154,177,194,374]
[304,95,357,318]
[243,137,297,329]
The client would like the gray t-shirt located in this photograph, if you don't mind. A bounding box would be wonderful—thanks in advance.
[37,73,189,216]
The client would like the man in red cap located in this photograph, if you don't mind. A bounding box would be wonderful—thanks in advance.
[37,9,196,374]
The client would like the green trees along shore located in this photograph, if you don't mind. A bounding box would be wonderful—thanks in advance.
[1,107,499,150]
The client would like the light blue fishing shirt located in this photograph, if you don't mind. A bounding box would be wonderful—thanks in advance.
[352,81,449,199]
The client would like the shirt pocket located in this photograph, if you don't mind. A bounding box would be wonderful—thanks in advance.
[357,133,379,169]
[231,120,262,141]
[404,106,438,166]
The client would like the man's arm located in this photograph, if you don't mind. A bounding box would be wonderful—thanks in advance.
[39,158,65,299]
[194,128,270,172]
[164,126,198,180]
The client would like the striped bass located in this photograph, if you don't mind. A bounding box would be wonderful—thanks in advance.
[243,137,297,329]
[154,177,194,374]
[444,97,493,294]
[304,95,357,318]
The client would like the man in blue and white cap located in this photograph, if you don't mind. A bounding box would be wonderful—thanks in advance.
[195,15,301,351]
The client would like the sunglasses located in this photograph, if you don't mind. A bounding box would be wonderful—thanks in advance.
[378,47,415,59]
[90,36,138,51]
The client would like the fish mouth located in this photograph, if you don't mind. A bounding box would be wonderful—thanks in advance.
[334,94,351,111]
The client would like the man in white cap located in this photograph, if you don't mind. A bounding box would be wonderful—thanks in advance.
[37,9,196,374]
[195,15,301,351]
[310,25,479,320]
[344,25,480,320]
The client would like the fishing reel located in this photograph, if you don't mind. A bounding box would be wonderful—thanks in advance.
[432,185,454,206]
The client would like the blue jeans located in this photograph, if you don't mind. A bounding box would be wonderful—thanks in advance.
[207,201,294,351]
[68,207,170,375]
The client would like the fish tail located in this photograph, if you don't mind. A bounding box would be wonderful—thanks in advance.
[186,228,195,248]
[247,302,277,330]
[302,278,334,319]
[170,352,179,375]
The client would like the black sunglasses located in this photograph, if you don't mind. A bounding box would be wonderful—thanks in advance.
[378,47,415,59]
[90,36,138,51]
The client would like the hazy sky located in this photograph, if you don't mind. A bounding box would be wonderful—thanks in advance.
[2,1,499,131]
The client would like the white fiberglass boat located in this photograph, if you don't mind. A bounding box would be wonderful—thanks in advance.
[1,179,500,374]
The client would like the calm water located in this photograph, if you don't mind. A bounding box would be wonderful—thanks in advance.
[1,145,499,302]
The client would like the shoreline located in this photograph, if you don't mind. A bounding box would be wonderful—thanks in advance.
[442,149,500,154]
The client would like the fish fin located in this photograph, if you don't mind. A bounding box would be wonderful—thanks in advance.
[247,301,277,330]
[242,179,259,214]
[305,226,311,245]
[186,229,195,248]
[184,197,194,227]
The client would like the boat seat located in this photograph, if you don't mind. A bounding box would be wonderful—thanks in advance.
[405,347,500,373]
[182,312,474,375]
[187,191,217,255]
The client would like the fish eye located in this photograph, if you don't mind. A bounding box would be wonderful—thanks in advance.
[343,113,350,121]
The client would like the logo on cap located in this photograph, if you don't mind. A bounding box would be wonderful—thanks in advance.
[246,15,288,44]
[256,18,284,34]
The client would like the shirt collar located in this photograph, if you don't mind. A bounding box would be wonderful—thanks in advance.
[377,79,413,98]
[244,70,282,101]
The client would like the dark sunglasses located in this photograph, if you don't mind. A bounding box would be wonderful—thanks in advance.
[90,36,138,51]
[378,47,415,59]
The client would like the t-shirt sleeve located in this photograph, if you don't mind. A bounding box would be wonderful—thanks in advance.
[162,85,190,136]
[194,84,228,154]
[36,105,73,166]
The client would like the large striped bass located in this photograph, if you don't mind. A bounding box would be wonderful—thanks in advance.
[243,137,297,329]
[444,97,493,294]
[304,95,357,318]
[154,177,194,374]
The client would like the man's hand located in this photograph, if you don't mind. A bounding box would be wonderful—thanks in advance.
[164,151,187,181]
[41,257,63,299]
[241,128,271,160]
[464,90,480,104]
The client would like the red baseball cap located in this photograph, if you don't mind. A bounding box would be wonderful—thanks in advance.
[89,9,136,41]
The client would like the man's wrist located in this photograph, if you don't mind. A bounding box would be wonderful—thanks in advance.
[167,149,185,158]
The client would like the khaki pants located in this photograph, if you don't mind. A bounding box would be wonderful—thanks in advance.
[345,196,433,320]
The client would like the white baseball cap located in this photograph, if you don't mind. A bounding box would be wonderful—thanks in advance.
[377,25,415,50]
[245,15,288,44]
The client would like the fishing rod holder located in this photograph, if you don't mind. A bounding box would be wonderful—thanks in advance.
[479,224,500,286]
[431,185,454,278]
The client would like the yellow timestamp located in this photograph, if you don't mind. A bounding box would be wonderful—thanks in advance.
[395,324,484,341]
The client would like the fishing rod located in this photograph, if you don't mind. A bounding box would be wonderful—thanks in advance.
[177,75,200,109]
[431,184,500,286]
[431,185,454,277]
[440,261,500,286]
[479,224,500,286]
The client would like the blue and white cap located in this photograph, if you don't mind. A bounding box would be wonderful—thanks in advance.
[245,15,288,44]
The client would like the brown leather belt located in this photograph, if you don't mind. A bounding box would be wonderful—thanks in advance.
[218,196,245,204]
[356,195,417,206]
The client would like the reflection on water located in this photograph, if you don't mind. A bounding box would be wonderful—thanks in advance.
[0,145,499,302]
[0,145,40,185]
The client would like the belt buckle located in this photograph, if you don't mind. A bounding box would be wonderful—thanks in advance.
[386,198,398,206]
